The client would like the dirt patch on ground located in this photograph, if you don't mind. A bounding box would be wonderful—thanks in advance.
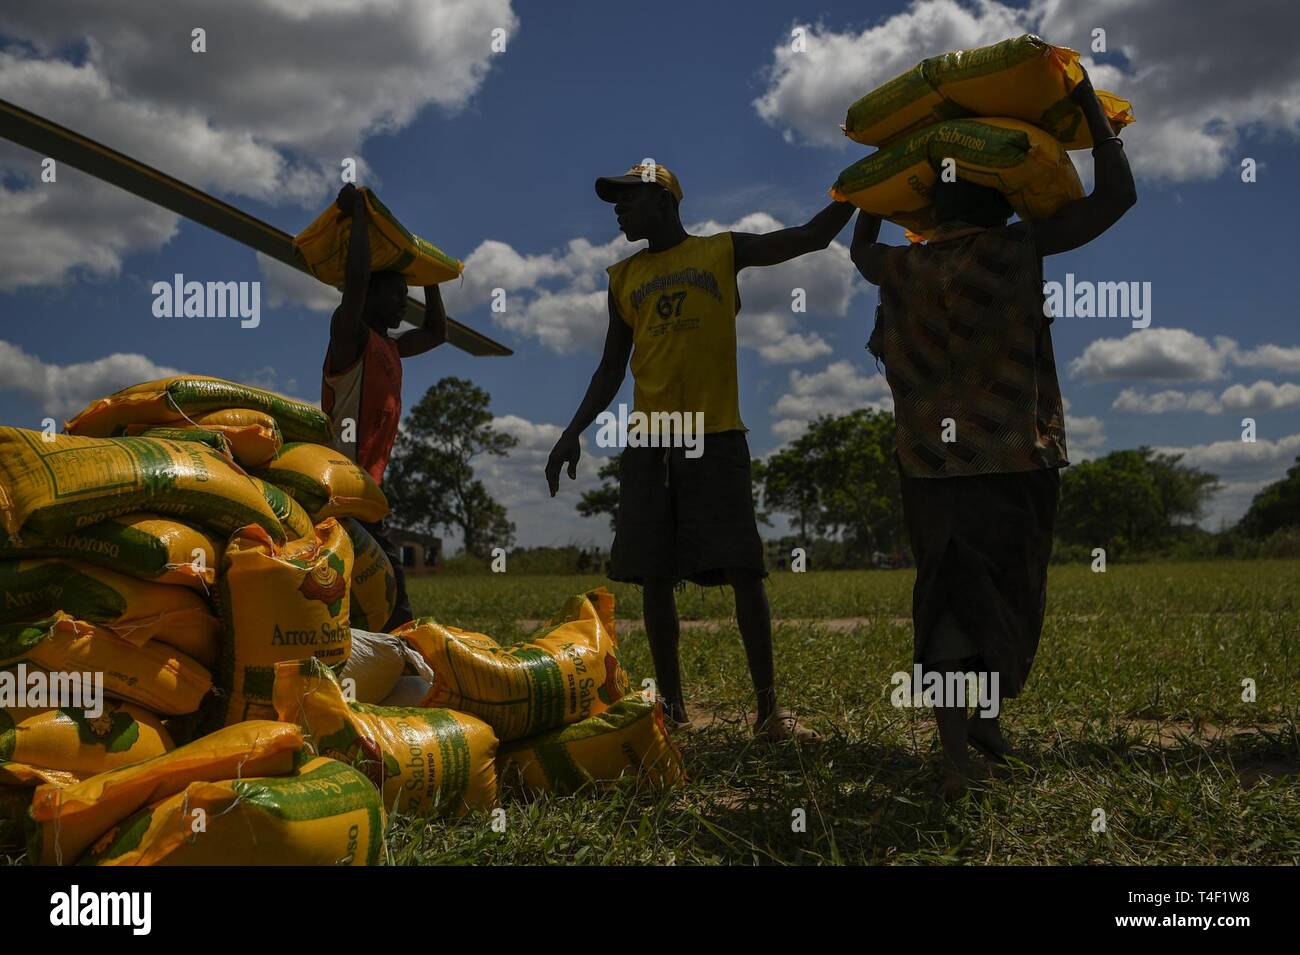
[1121,719,1297,787]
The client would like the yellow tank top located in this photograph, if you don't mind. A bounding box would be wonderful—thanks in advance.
[606,233,745,433]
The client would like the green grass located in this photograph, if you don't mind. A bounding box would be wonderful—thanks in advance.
[390,560,1299,865]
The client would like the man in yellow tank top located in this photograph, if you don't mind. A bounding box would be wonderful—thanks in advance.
[546,162,853,742]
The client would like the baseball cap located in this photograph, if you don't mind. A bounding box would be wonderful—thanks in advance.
[595,162,683,203]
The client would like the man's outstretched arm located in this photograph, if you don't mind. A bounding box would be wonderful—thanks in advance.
[545,291,633,496]
[396,284,449,357]
[732,200,855,271]
[1033,69,1138,257]
[328,184,372,371]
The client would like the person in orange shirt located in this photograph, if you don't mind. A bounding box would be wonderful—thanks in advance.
[322,183,449,630]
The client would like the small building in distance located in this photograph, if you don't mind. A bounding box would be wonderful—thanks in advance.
[388,527,442,574]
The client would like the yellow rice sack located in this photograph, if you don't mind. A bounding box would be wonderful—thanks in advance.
[294,186,463,288]
[843,33,1133,150]
[499,693,684,794]
[0,701,174,784]
[215,520,353,726]
[254,443,390,522]
[26,719,302,865]
[249,475,315,541]
[274,657,497,817]
[0,559,218,666]
[79,755,385,866]
[830,117,1083,239]
[194,409,283,467]
[130,412,282,470]
[0,429,286,544]
[127,426,235,461]
[1,616,212,716]
[64,375,333,445]
[343,519,397,631]
[0,513,221,593]
[394,588,629,742]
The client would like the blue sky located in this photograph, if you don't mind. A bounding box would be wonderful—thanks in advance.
[2,0,1298,548]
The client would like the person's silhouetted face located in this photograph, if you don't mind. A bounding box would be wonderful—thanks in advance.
[932,178,1013,229]
[612,183,679,242]
[366,270,408,329]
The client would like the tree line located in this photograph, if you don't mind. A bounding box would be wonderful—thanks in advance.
[387,380,1300,565]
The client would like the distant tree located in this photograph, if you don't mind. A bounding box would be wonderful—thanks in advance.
[1238,455,1300,537]
[577,451,622,532]
[1057,447,1219,552]
[758,409,903,561]
[386,376,517,558]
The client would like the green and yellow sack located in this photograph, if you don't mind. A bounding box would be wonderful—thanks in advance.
[26,719,302,865]
[214,520,353,726]
[64,375,332,445]
[274,657,497,817]
[343,518,397,631]
[0,616,212,716]
[499,693,684,794]
[0,559,219,666]
[394,588,629,741]
[0,429,286,544]
[249,475,315,541]
[843,33,1133,149]
[0,513,221,593]
[830,117,1083,239]
[253,443,389,522]
[194,409,283,468]
[127,426,235,461]
[294,186,462,288]
[0,701,174,786]
[78,755,385,866]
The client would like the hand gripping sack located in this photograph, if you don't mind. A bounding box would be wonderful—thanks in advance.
[830,117,1083,239]
[293,186,463,288]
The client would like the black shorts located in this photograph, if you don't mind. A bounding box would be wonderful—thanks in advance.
[608,430,767,587]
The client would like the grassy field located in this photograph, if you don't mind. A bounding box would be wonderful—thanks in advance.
[389,560,1299,865]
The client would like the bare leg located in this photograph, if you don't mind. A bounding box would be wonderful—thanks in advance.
[643,576,687,723]
[931,658,978,797]
[724,568,776,725]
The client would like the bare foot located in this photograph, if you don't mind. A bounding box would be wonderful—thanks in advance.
[967,713,1010,763]
[754,708,821,744]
